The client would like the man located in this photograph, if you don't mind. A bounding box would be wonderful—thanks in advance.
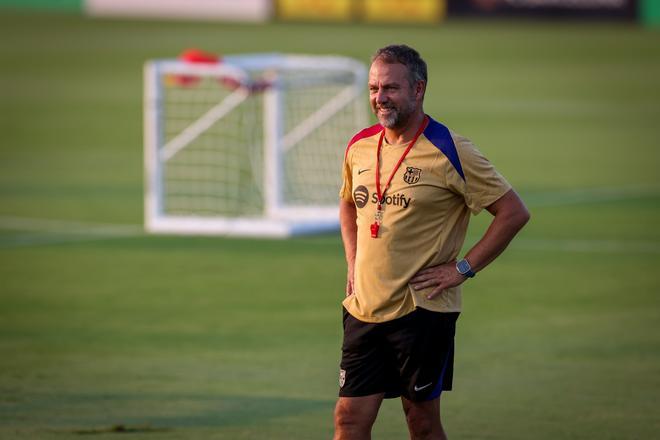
[335,44,530,440]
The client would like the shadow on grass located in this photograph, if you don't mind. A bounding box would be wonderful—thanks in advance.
[70,424,170,435]
[42,394,334,434]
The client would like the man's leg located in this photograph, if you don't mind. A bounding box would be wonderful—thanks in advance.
[401,396,447,440]
[333,393,385,440]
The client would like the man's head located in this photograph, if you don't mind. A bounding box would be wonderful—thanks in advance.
[369,45,427,129]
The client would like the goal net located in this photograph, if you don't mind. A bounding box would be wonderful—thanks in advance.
[144,53,368,237]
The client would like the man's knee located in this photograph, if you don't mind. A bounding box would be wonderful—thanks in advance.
[334,400,359,429]
[402,398,444,440]
[404,409,435,439]
[333,396,382,438]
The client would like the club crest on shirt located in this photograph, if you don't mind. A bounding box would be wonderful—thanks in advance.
[403,167,422,184]
[339,369,346,388]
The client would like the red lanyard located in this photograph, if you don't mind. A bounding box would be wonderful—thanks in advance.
[371,115,428,238]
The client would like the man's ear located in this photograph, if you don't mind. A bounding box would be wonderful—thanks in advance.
[415,80,426,100]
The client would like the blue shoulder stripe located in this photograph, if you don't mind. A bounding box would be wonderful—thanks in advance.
[424,116,465,181]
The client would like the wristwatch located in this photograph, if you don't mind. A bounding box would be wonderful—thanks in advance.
[456,259,475,278]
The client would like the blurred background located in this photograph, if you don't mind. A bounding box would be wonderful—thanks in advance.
[1,1,659,438]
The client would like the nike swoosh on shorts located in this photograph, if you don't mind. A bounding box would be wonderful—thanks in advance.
[413,382,433,392]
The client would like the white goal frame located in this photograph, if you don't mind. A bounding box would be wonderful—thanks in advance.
[144,53,367,237]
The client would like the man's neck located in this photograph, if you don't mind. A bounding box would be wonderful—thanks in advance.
[383,111,426,145]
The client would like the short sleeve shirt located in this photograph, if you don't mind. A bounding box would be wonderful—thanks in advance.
[339,116,511,323]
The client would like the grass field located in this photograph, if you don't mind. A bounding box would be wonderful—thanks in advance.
[1,10,660,439]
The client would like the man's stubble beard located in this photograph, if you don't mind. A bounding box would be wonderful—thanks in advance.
[374,97,417,130]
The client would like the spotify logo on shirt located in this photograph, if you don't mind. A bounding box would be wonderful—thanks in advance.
[353,186,369,208]
[353,185,411,210]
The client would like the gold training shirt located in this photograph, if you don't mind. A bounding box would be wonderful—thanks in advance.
[339,116,511,323]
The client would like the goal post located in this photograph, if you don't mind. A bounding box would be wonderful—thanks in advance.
[144,53,368,237]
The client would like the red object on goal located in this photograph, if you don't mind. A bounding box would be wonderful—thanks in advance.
[168,48,220,87]
[180,48,220,64]
[166,48,272,92]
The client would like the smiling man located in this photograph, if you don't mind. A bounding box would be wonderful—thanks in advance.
[334,45,530,439]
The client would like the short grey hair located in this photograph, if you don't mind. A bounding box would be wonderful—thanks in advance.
[371,44,428,87]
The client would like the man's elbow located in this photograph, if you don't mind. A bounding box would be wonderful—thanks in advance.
[513,204,531,231]
[499,195,530,233]
[490,190,530,231]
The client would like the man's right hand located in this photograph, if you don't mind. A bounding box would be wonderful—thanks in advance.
[346,267,354,296]
[340,199,358,298]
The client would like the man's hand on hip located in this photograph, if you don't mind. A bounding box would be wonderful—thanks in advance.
[346,266,355,297]
[410,261,466,300]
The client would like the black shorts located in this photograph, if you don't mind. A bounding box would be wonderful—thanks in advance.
[339,307,459,402]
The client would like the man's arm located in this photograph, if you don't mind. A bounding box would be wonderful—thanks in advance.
[339,199,358,296]
[410,189,530,299]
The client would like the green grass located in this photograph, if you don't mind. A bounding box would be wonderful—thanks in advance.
[1,11,660,439]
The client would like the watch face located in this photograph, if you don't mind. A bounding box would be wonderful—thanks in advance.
[457,260,470,274]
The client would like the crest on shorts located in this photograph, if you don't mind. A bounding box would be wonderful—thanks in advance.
[403,167,422,184]
[339,369,346,388]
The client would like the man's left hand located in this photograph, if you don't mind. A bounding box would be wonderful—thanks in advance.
[410,261,466,300]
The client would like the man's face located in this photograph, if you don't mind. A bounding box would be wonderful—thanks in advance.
[368,59,419,129]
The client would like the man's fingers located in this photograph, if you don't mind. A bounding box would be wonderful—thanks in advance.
[426,285,445,300]
[412,279,439,290]
[412,261,456,279]
[411,262,462,294]
[409,272,435,283]
[412,274,453,290]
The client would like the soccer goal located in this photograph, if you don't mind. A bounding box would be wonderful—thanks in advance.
[144,52,368,237]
